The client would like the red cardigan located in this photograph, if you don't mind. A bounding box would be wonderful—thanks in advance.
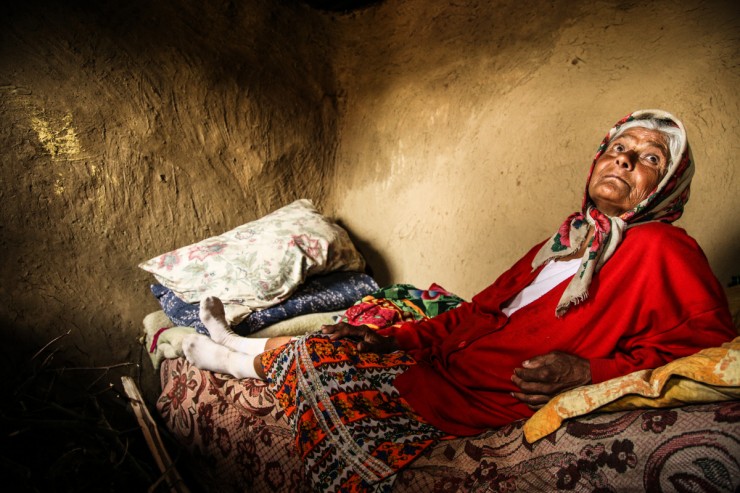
[378,223,735,436]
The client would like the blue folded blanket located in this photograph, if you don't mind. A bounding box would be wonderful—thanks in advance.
[150,271,379,336]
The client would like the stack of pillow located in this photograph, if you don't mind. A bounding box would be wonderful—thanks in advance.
[139,199,379,367]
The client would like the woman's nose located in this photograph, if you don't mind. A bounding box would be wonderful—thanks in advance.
[615,151,636,170]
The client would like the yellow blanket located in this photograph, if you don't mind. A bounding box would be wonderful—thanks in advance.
[523,337,740,442]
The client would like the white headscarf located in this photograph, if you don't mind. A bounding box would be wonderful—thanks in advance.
[532,109,694,316]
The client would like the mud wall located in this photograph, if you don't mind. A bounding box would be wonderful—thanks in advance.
[0,0,338,377]
[0,0,737,387]
[329,0,740,298]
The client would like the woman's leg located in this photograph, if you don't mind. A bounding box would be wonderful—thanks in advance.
[182,334,263,379]
[185,297,294,379]
[199,296,276,354]
[265,336,294,350]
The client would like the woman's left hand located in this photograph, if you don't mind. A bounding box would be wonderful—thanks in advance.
[320,322,399,354]
[511,351,591,409]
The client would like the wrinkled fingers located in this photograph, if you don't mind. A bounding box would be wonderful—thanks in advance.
[321,322,367,340]
[511,373,557,395]
[510,391,550,409]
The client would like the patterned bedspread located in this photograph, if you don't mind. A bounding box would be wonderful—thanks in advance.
[157,357,740,492]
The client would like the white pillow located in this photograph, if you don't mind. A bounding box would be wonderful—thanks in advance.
[139,199,365,322]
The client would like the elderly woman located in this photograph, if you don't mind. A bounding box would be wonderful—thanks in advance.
[183,109,735,492]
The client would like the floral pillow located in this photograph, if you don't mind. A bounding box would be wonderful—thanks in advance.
[139,199,366,322]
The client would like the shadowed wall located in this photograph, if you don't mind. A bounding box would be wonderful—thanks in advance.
[0,0,338,382]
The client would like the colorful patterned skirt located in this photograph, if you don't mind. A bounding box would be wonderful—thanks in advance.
[259,284,464,492]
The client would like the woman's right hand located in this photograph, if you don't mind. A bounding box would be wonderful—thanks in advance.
[321,322,399,354]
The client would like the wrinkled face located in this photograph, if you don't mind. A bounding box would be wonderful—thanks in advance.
[588,127,669,216]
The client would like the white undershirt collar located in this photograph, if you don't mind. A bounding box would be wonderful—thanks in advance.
[501,258,581,317]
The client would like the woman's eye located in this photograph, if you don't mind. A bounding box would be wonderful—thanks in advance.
[613,143,624,152]
[644,154,660,165]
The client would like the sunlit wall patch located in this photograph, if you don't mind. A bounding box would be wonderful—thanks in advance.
[31,111,81,160]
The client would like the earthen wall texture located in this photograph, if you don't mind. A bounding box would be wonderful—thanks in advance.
[329,0,739,298]
[1,0,737,390]
[0,0,337,387]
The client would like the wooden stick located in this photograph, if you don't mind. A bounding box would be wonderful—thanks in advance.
[121,376,190,493]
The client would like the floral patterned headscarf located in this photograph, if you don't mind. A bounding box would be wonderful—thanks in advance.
[532,109,694,316]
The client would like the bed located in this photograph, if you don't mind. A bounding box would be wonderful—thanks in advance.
[156,355,739,492]
[141,200,740,492]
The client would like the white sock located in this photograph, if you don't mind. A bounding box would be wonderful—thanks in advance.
[199,296,268,354]
[182,334,263,380]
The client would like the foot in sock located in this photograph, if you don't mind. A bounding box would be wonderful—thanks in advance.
[199,296,267,354]
[199,296,231,342]
[182,333,261,379]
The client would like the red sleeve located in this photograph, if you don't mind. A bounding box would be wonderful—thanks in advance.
[587,224,736,383]
[589,306,735,383]
[377,301,474,351]
[378,242,544,353]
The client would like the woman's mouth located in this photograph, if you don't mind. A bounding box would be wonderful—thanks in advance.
[602,174,628,185]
